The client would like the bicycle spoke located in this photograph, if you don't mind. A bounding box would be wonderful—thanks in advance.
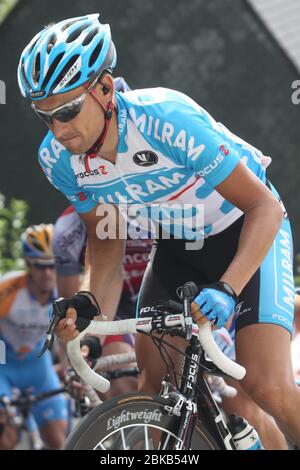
[94,441,107,450]
[91,423,185,451]
[144,425,149,450]
[161,432,171,450]
[120,428,127,450]
[175,440,184,450]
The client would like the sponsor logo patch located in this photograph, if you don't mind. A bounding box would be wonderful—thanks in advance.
[133,150,158,167]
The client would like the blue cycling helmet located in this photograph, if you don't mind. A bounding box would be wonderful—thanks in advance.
[17,13,117,101]
[21,224,54,260]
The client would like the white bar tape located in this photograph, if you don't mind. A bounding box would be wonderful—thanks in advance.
[67,319,137,392]
[197,322,246,380]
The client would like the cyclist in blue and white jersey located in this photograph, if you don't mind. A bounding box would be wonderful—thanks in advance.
[0,225,68,449]
[18,14,298,448]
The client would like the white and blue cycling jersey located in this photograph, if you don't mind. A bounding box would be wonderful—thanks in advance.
[38,87,267,239]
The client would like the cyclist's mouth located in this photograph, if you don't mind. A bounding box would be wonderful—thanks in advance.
[61,135,79,143]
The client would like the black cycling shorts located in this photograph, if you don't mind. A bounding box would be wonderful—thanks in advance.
[136,202,294,335]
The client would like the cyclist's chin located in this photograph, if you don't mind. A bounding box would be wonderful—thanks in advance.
[62,137,86,154]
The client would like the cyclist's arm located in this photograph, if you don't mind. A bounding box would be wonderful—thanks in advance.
[56,205,126,341]
[80,205,125,311]
[157,95,282,295]
[56,243,124,320]
[57,274,80,298]
[215,162,283,295]
[82,246,124,327]
[56,264,124,361]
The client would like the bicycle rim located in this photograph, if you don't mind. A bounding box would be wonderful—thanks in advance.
[65,393,220,450]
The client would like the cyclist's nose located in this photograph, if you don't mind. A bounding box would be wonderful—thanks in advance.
[51,119,73,140]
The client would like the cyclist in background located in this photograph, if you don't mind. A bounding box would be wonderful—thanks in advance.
[18,14,299,448]
[0,225,68,449]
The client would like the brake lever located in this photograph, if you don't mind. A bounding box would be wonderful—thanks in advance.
[154,299,183,314]
[39,298,69,356]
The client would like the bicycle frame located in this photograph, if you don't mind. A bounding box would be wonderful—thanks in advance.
[65,282,246,450]
[158,333,235,450]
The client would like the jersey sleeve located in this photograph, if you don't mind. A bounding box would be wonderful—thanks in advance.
[0,273,27,318]
[154,92,241,187]
[53,212,86,277]
[38,133,97,214]
[53,245,83,276]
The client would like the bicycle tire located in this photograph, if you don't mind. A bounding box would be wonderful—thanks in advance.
[65,392,220,450]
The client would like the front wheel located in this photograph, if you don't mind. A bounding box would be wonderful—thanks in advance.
[65,393,220,450]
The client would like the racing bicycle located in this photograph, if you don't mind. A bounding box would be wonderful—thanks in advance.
[63,281,245,450]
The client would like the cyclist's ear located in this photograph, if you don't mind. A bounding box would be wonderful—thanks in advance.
[99,73,115,99]
[102,85,110,95]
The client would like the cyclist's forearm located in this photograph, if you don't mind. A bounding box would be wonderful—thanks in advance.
[57,273,81,298]
[220,201,283,295]
[99,267,124,321]
[87,237,126,311]
[80,244,124,319]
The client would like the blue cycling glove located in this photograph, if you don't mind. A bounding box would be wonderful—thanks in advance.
[194,282,238,329]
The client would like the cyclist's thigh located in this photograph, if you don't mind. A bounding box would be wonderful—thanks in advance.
[233,211,294,336]
[233,212,295,387]
[30,352,68,428]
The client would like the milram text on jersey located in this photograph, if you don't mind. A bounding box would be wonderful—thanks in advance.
[38,87,267,239]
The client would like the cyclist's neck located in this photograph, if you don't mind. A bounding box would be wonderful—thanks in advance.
[97,108,118,164]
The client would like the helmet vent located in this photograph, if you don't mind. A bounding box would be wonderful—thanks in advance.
[33,52,41,83]
[31,238,43,251]
[82,27,98,46]
[21,61,32,90]
[50,54,80,90]
[68,71,81,86]
[88,39,104,68]
[66,25,86,43]
[61,19,79,32]
[28,37,40,54]
[47,33,57,54]
[44,229,50,245]
[41,51,65,89]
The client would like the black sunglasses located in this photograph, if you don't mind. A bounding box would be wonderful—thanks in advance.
[31,75,99,125]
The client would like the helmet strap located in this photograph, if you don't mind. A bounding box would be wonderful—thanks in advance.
[82,82,115,173]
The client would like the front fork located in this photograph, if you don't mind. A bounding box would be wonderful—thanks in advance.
[161,340,235,450]
[160,340,203,449]
[195,351,235,450]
